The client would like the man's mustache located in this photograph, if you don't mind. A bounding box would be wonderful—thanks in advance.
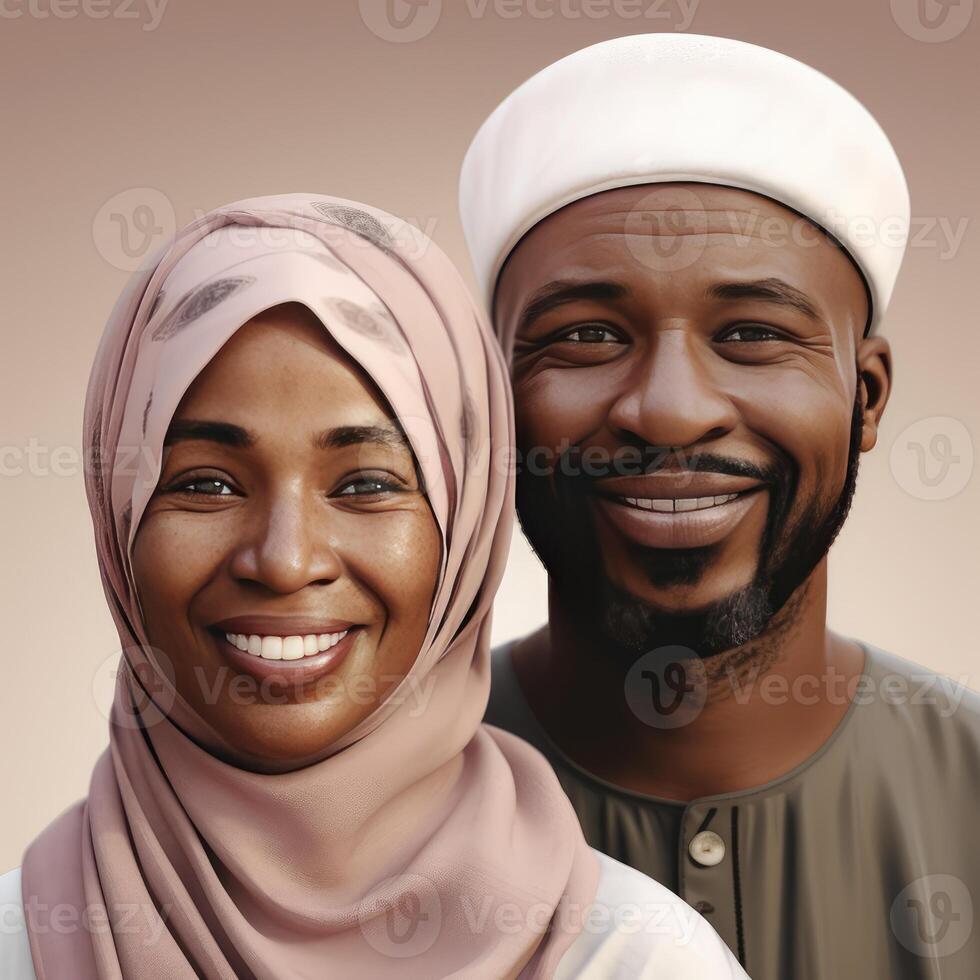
[537,444,780,487]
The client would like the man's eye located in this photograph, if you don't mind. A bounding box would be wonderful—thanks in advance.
[168,476,235,497]
[717,324,783,343]
[557,324,622,344]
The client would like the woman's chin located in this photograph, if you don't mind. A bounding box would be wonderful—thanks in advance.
[217,735,340,773]
[206,706,366,772]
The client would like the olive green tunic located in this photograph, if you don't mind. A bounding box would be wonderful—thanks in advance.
[484,637,980,979]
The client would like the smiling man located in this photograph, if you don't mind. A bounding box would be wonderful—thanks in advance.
[459,33,980,979]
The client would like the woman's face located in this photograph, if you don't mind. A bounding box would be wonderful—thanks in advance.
[131,302,442,772]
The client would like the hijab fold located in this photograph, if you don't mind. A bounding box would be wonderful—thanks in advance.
[21,194,599,979]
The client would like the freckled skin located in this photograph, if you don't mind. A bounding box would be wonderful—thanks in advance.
[493,183,895,797]
[131,303,442,773]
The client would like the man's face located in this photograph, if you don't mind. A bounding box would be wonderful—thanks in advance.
[494,183,887,658]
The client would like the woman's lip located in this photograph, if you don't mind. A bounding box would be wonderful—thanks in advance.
[210,627,360,687]
[210,616,356,635]
[593,487,766,549]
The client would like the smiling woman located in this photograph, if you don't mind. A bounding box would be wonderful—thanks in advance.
[130,301,442,769]
[0,193,746,980]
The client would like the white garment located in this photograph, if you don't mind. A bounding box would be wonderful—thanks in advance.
[553,850,748,979]
[1,852,746,978]
[0,867,35,980]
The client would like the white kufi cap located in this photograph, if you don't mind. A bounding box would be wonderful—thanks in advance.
[459,33,909,336]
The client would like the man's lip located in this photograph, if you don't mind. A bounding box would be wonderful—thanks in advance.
[593,472,766,499]
[593,486,766,549]
[209,615,358,636]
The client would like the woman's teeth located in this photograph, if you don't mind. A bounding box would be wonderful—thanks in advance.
[223,631,349,661]
[617,492,743,513]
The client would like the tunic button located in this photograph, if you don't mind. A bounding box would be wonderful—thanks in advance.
[688,830,726,867]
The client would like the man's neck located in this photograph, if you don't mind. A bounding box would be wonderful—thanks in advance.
[510,559,866,800]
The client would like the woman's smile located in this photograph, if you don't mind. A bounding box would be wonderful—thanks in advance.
[209,612,359,657]
[209,625,363,687]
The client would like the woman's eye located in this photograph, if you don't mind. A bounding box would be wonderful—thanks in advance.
[717,324,783,343]
[335,475,403,497]
[169,476,235,497]
[557,324,622,344]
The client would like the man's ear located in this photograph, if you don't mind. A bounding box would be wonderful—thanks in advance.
[856,335,892,452]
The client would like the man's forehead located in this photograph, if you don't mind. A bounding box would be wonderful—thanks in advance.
[499,184,841,293]
[532,184,820,244]
[495,182,870,338]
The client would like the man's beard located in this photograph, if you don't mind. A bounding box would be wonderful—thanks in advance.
[514,388,865,662]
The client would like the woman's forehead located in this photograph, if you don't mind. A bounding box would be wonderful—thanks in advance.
[168,313,406,449]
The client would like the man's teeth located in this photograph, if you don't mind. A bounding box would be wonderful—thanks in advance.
[618,492,743,512]
[223,631,350,660]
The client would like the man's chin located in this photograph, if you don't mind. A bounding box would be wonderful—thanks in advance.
[606,576,758,619]
[589,570,780,660]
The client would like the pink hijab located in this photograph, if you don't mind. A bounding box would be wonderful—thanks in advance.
[21,194,599,979]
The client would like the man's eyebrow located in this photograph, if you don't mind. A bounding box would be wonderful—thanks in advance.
[517,279,631,333]
[163,419,411,452]
[707,278,822,320]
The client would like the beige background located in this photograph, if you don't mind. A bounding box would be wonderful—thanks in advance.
[1,0,977,873]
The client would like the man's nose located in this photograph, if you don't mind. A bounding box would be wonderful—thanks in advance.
[606,328,738,449]
[227,486,344,594]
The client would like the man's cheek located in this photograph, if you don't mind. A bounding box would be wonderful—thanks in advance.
[518,408,602,454]
[777,415,851,491]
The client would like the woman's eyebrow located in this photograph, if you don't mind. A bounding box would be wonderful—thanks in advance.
[313,423,410,452]
[163,419,411,452]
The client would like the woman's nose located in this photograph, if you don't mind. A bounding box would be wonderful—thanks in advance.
[227,486,344,594]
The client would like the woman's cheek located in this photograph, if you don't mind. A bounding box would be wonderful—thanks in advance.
[132,514,229,654]
[336,507,440,621]
[327,511,436,701]
[136,510,231,580]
